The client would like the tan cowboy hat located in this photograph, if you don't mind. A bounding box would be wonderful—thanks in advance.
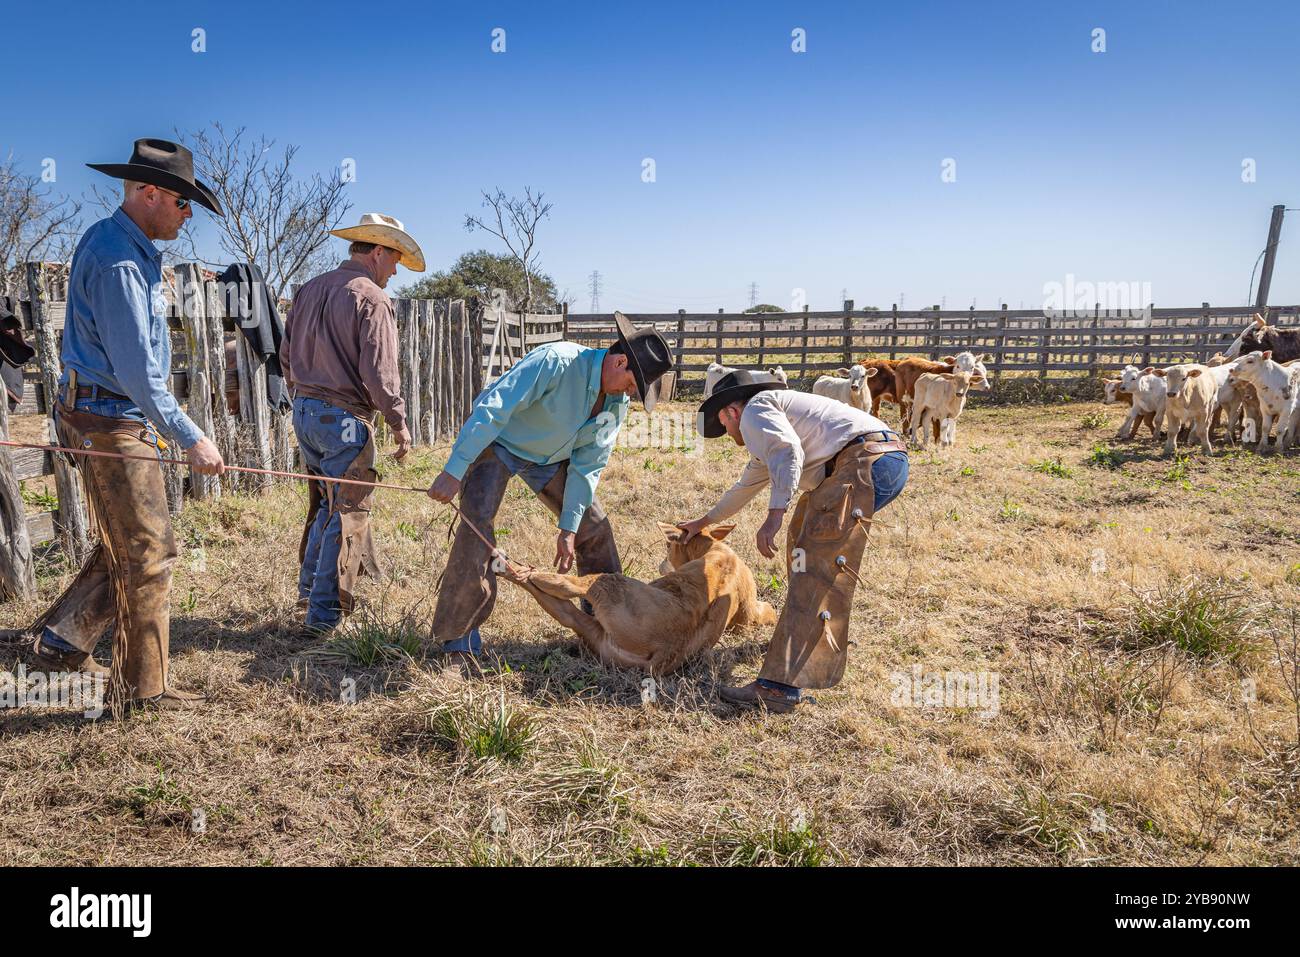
[330,213,426,272]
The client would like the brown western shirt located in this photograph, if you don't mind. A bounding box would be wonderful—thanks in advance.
[279,259,407,433]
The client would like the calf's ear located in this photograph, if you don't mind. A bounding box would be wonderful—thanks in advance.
[835,367,850,377]
[706,523,736,541]
[864,367,878,378]
[1263,350,1272,360]
[1187,368,1202,377]
[656,521,682,541]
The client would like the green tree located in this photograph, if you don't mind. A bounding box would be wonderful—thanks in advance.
[396,249,559,310]
[744,304,786,313]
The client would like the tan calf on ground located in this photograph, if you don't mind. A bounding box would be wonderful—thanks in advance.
[497,523,775,674]
[1148,363,1216,455]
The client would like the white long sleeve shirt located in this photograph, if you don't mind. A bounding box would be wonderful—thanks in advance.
[704,389,893,522]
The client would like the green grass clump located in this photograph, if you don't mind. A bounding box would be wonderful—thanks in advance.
[1127,577,1261,661]
[426,688,536,763]
[1028,456,1073,478]
[309,605,422,666]
[1085,443,1124,470]
[711,812,832,866]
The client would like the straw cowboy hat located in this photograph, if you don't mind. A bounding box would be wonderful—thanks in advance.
[87,138,224,216]
[330,213,426,272]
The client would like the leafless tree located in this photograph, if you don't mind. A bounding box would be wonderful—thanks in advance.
[464,188,553,314]
[176,123,353,299]
[0,153,82,296]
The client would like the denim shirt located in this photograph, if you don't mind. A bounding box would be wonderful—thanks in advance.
[444,343,628,532]
[58,208,203,449]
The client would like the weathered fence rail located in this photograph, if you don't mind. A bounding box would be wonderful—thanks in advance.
[565,303,1300,388]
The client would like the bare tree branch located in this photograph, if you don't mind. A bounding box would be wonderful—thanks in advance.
[0,153,83,296]
[464,188,553,313]
[178,123,353,299]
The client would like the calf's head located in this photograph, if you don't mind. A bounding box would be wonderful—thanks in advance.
[833,363,876,395]
[1147,364,1202,399]
[656,522,735,575]
[1102,378,1123,404]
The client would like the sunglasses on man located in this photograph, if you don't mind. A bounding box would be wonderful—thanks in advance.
[136,183,190,210]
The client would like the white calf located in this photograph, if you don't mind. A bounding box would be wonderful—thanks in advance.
[1148,364,1216,455]
[705,362,788,394]
[812,363,876,410]
[1117,364,1166,440]
[950,351,994,393]
[1226,351,1300,452]
[910,370,973,449]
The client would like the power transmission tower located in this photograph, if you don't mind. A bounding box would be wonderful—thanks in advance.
[588,270,602,312]
[747,282,760,308]
[840,287,848,305]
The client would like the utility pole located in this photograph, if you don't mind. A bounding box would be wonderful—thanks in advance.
[1254,204,1286,318]
[748,282,759,308]
[588,270,602,313]
[840,287,848,305]
[899,293,905,310]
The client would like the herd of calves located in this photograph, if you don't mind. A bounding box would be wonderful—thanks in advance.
[708,315,1300,455]
[1101,316,1300,455]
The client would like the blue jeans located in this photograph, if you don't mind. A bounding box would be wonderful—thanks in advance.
[872,451,909,512]
[293,397,369,630]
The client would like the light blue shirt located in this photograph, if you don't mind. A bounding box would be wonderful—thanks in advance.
[445,343,628,532]
[58,208,203,449]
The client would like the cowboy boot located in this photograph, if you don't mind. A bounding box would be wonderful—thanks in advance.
[32,635,110,678]
[125,687,207,713]
[718,680,801,714]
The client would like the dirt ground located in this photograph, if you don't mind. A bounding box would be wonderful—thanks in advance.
[1,398,1297,865]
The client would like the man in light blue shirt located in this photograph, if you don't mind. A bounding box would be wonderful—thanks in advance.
[29,138,225,714]
[427,312,673,671]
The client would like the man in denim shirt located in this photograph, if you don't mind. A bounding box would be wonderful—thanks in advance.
[30,138,225,713]
[427,312,673,674]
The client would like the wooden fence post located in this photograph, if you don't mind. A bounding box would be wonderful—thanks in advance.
[207,278,238,477]
[757,315,767,368]
[25,262,90,559]
[715,309,724,366]
[469,300,484,398]
[674,309,686,381]
[841,299,854,368]
[418,299,434,443]
[799,305,810,378]
[890,304,898,361]
[0,393,36,600]
[561,301,569,342]
[1141,303,1154,369]
[1039,310,1052,380]
[176,264,217,500]
[994,305,1007,387]
[1198,301,1212,363]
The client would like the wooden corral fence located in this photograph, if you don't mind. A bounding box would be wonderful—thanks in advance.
[564,302,1300,392]
[0,261,485,598]
[480,305,565,383]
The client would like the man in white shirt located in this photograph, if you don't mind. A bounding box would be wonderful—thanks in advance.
[678,370,909,712]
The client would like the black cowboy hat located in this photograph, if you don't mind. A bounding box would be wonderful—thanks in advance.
[87,138,224,216]
[698,368,789,438]
[614,311,673,412]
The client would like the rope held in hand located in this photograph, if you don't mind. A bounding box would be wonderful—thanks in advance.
[0,438,512,564]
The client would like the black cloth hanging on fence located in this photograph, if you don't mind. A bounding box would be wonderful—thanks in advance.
[0,299,35,411]
[216,262,291,412]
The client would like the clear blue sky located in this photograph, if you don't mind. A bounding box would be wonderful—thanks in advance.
[3,0,1297,311]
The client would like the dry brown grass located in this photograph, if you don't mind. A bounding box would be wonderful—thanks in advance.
[2,399,1299,865]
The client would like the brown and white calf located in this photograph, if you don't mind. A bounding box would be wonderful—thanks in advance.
[1147,363,1216,455]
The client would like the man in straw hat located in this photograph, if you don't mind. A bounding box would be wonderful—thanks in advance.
[29,137,226,713]
[279,213,424,635]
[427,311,673,674]
[678,370,910,713]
